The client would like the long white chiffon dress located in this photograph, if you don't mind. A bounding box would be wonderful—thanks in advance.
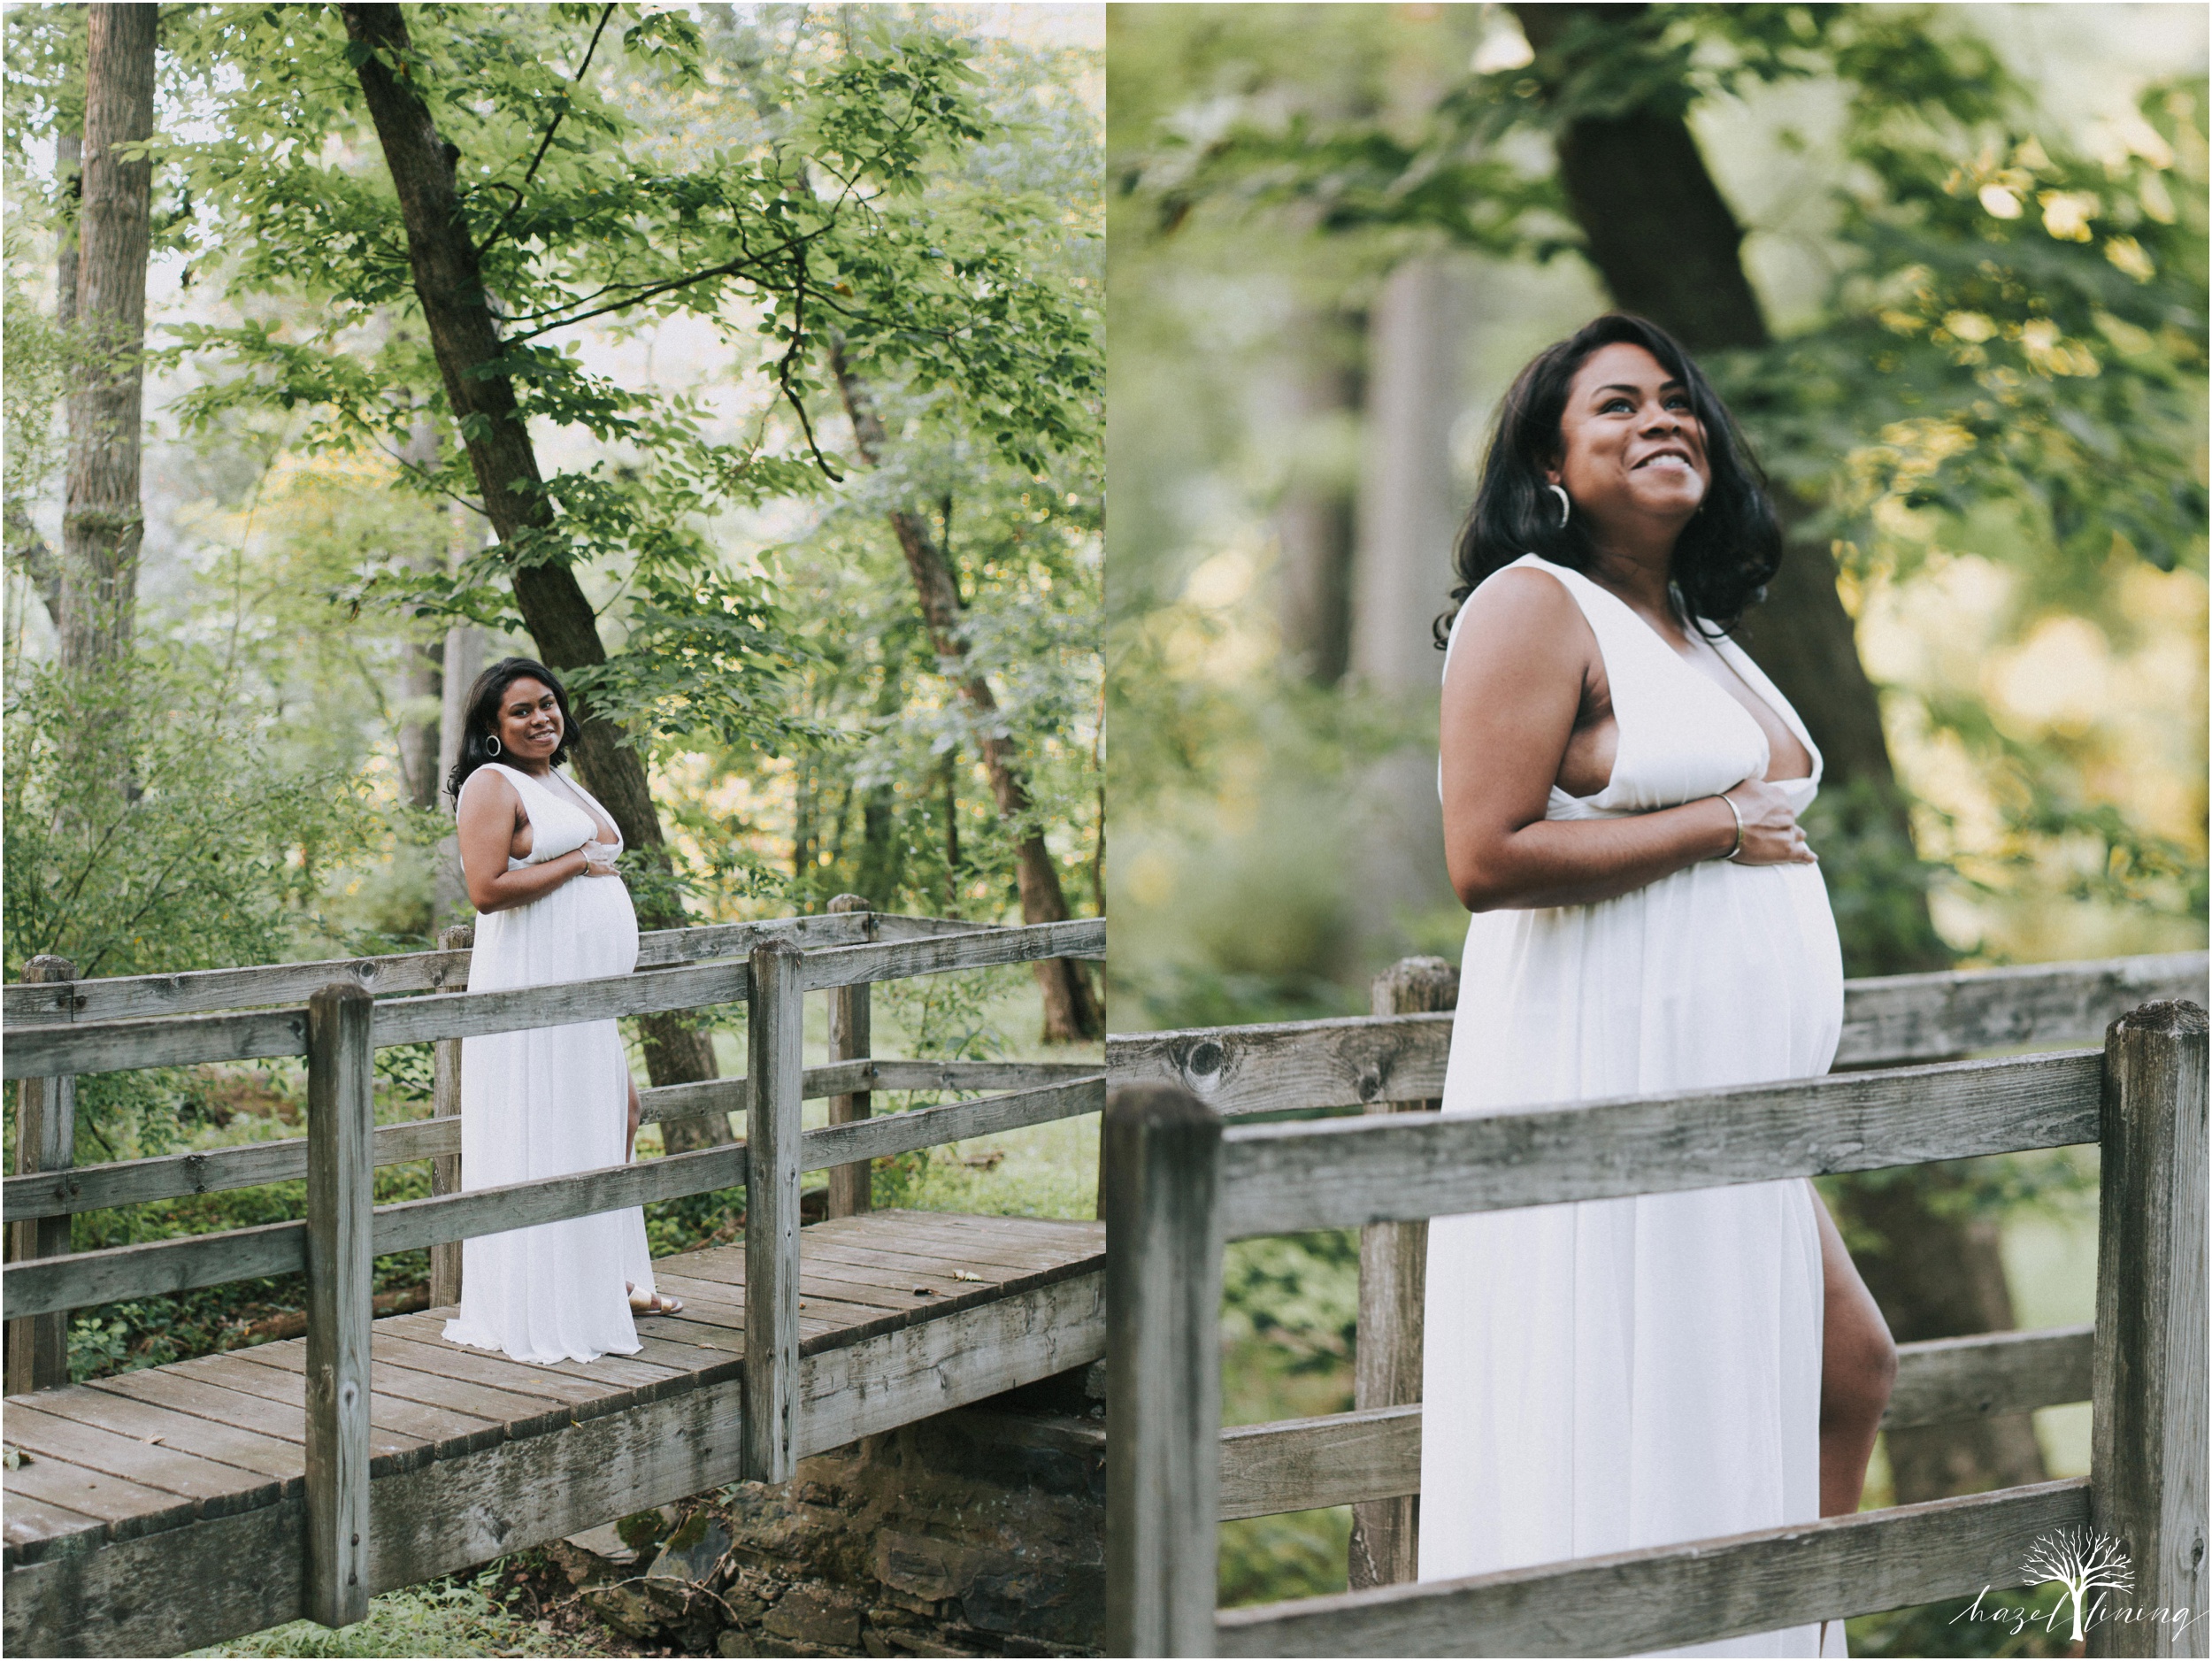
[442,761,657,1365]
[1418,553,1847,1658]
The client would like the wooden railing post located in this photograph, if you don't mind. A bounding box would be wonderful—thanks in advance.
[826,895,873,1218]
[2090,999,2208,1658]
[1104,1085,1224,1657]
[304,981,374,1628]
[6,955,78,1395]
[1351,955,1455,1588]
[744,938,804,1483]
[428,922,472,1309]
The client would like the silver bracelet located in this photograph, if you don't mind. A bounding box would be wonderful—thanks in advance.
[1712,793,1745,862]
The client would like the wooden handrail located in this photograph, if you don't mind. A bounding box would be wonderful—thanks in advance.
[1215,1479,2093,1657]
[1107,951,2208,1119]
[0,911,999,1028]
[1102,999,2210,1657]
[2,919,1107,1081]
[0,1073,1106,1320]
[1216,1050,2101,1239]
[1217,1326,2099,1522]
[2,1058,1100,1223]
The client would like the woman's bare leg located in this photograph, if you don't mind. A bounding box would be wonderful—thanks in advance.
[626,1076,642,1162]
[1816,1186,1899,1516]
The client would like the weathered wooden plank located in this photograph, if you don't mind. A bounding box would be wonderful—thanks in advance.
[1221,1404,1421,1522]
[744,939,805,1485]
[796,1267,1107,1449]
[14,1386,303,1486]
[8,955,77,1394]
[3,1218,305,1323]
[0,957,751,1082]
[827,896,874,1219]
[1884,1324,2094,1430]
[1215,1477,2092,1657]
[1837,953,2208,1066]
[1108,1011,1451,1119]
[631,1059,872,1128]
[801,1078,1103,1173]
[1217,1050,2102,1240]
[1103,1087,1223,1658]
[173,1351,489,1463]
[368,1140,749,1259]
[4,1118,457,1224]
[0,912,879,1029]
[3,1007,314,1083]
[81,1368,319,1452]
[1352,957,1450,1589]
[2091,1001,2209,1658]
[800,919,1107,993]
[238,1337,574,1441]
[4,1453,199,1537]
[863,1058,1102,1093]
[428,922,472,1311]
[4,1493,104,1553]
[1216,1326,2100,1521]
[1,1406,277,1512]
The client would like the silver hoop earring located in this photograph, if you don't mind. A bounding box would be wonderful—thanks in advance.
[486,735,502,757]
[1548,484,1571,529]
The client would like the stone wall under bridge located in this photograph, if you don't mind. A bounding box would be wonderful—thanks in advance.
[545,1365,1108,1657]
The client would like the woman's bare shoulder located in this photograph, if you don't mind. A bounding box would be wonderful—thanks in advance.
[455,765,519,819]
[1453,565,1595,666]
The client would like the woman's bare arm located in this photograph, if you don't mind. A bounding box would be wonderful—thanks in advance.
[1440,570,1809,912]
[455,771,605,914]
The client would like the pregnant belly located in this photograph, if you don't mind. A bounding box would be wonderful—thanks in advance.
[470,875,641,991]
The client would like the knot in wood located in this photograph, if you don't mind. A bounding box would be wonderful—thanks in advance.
[1183,1040,1225,1080]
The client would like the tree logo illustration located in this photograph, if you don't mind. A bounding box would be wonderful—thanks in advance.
[2024,1526,2135,1642]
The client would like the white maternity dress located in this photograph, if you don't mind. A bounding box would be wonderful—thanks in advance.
[442,762,657,1365]
[1419,553,1846,1657]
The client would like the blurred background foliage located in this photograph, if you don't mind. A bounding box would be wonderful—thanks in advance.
[1107,1,2205,1632]
[2,1,1099,1463]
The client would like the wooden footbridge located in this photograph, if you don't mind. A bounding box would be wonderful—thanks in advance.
[2,909,1104,1657]
[1104,950,2209,1657]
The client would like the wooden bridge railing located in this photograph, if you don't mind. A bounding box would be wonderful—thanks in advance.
[1,909,1105,1628]
[1102,969,2208,1657]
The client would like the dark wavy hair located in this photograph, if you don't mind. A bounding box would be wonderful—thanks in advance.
[444,657,580,805]
[1435,313,1781,647]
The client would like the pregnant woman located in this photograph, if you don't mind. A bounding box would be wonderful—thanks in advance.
[442,657,680,1367]
[1420,315,1896,1657]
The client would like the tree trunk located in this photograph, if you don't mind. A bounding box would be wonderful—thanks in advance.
[396,404,444,811]
[827,345,1102,1042]
[1508,0,2042,1499]
[1275,312,1363,688]
[342,4,726,1145]
[10,133,81,629]
[59,7,154,682]
[1347,258,1466,968]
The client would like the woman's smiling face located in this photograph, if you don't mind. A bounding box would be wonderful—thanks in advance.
[495,677,564,764]
[1547,342,1712,534]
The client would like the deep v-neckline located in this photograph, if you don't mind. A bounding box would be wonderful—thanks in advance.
[498,765,620,852]
[1576,575,1815,785]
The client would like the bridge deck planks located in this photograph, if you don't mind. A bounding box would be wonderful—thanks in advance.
[1,1210,1103,1607]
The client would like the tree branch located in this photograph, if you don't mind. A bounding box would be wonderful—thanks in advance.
[472,2,618,259]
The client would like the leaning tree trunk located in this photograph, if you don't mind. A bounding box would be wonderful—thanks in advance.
[828,346,1103,1043]
[342,4,727,1149]
[59,6,154,688]
[1509,0,2043,1502]
[396,399,445,811]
